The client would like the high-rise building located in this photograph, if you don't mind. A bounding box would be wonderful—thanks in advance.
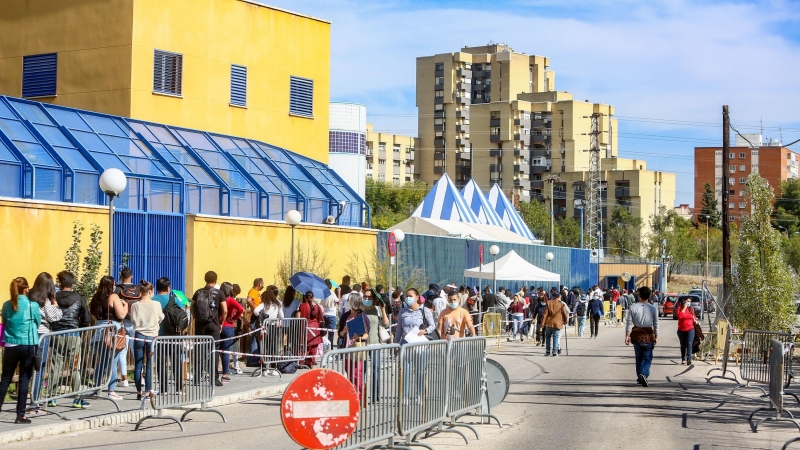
[329,103,367,198]
[366,124,419,185]
[694,135,798,225]
[0,0,331,162]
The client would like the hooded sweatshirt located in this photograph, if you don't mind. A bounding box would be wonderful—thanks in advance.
[51,290,91,331]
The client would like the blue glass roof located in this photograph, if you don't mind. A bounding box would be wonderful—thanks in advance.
[0,95,368,226]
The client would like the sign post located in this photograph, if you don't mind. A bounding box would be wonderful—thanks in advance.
[478,244,484,335]
[388,232,397,291]
[281,369,360,449]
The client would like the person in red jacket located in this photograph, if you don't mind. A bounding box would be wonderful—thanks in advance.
[675,297,699,365]
[220,282,244,382]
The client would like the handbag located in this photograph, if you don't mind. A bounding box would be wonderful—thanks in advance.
[420,309,441,341]
[352,339,367,361]
[102,300,127,352]
[0,323,5,347]
[28,301,42,368]
[375,306,392,344]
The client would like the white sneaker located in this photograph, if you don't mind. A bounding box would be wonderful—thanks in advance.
[119,380,129,387]
[236,368,243,375]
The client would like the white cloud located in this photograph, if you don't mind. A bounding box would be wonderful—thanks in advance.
[265,0,800,204]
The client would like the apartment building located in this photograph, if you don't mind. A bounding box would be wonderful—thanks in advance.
[365,124,418,184]
[694,134,799,225]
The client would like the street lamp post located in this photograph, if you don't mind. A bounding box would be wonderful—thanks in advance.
[490,245,500,294]
[285,210,302,276]
[546,252,554,290]
[99,168,127,277]
[391,229,405,291]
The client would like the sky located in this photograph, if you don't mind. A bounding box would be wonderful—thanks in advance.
[266,0,800,207]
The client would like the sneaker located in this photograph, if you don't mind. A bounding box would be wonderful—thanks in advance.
[15,417,31,425]
[545,351,551,356]
[119,380,129,387]
[215,379,224,387]
[680,359,685,365]
[107,392,123,400]
[552,353,558,357]
[72,399,90,409]
[235,368,243,375]
[558,349,562,355]
[638,374,648,387]
[47,400,57,408]
[687,361,693,367]
[221,376,231,383]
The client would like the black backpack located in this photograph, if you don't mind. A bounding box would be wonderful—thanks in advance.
[193,288,219,322]
[163,293,189,336]
[576,301,587,317]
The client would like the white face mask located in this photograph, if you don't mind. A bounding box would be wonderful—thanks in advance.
[448,301,459,309]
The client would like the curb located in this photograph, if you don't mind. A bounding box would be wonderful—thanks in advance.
[0,382,289,445]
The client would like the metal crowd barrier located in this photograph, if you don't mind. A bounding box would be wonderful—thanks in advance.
[320,344,401,450]
[135,335,226,431]
[733,330,794,396]
[446,337,502,434]
[253,317,308,377]
[399,340,469,448]
[749,339,800,434]
[32,323,121,419]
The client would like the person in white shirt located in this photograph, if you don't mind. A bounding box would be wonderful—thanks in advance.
[339,283,362,317]
[322,279,339,345]
[432,285,447,320]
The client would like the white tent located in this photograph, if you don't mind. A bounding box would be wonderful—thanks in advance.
[391,216,535,244]
[463,250,560,282]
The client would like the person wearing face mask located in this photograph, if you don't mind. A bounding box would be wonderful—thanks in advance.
[437,290,476,340]
[675,296,699,365]
[394,288,434,404]
[529,292,548,346]
[363,288,389,402]
[507,294,526,342]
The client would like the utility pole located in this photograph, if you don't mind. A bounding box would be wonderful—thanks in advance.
[545,175,560,246]
[586,113,602,256]
[722,106,731,294]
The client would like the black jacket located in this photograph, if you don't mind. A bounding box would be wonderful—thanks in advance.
[481,293,497,310]
[51,290,91,331]
[530,302,547,323]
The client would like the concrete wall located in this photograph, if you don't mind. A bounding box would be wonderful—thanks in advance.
[186,215,377,293]
[0,198,111,288]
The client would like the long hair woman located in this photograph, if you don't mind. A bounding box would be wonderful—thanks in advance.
[28,272,63,407]
[282,286,300,318]
[0,277,40,423]
[89,275,128,400]
[298,290,324,367]
[675,296,699,365]
[130,280,163,399]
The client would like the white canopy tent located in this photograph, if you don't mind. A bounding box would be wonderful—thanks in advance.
[463,250,560,282]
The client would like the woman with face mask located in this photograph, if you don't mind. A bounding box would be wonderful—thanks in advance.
[675,296,699,365]
[393,288,434,403]
[529,292,548,346]
[507,294,526,342]
[393,288,434,344]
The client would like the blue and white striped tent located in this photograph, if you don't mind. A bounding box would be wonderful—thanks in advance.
[412,173,479,223]
[487,184,537,240]
[461,179,505,227]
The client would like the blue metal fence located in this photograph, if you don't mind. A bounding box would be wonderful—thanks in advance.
[378,231,598,291]
[114,211,185,291]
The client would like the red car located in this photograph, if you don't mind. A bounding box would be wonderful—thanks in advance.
[659,294,678,317]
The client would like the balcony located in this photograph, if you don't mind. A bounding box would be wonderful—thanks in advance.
[615,187,631,198]
[406,151,415,160]
[408,164,415,173]
[434,166,445,174]
[531,165,549,174]
[455,138,468,147]
[434,138,445,147]
[489,149,502,157]
[456,165,471,175]
[434,97,445,104]
[531,134,545,145]
[617,204,632,213]
[532,119,546,129]
[514,118,531,127]
[393,167,401,175]
[457,82,470,90]
[490,164,502,173]
[530,180,544,189]
[378,150,386,159]
[457,68,472,77]
[456,124,469,133]
[434,110,445,118]
[489,119,501,127]
[514,148,530,159]
[393,152,401,160]
[433,152,446,160]
[514,133,524,141]
[473,70,490,78]
[553,190,566,200]
[514,164,529,174]
[514,178,529,187]
[434,124,445,132]
[456,109,469,118]
[533,194,545,203]
[458,151,471,160]
[531,149,548,158]
[435,69,444,77]
[490,134,501,143]
[455,95,468,104]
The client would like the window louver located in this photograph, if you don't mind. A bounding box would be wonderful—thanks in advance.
[153,50,183,96]
[230,65,247,106]
[22,53,57,98]
[289,76,313,117]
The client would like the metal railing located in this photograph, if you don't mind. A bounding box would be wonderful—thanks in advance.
[254,317,309,377]
[706,318,739,384]
[446,337,502,432]
[749,339,800,434]
[135,335,226,431]
[320,344,401,450]
[733,330,794,396]
[32,323,121,419]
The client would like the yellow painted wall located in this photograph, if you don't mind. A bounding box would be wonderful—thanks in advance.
[0,199,111,290]
[186,215,377,294]
[129,0,331,163]
[0,0,134,116]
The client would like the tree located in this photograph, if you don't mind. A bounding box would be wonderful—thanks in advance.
[517,200,550,242]
[782,236,800,275]
[731,174,797,331]
[274,242,333,289]
[698,182,721,228]
[645,206,699,279]
[554,217,582,248]
[63,220,104,301]
[365,179,428,230]
[606,206,642,258]
[774,178,800,234]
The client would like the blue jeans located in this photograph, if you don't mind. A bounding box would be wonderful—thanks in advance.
[133,332,154,393]
[220,326,236,375]
[545,327,561,354]
[32,336,49,402]
[511,314,524,338]
[369,352,381,401]
[402,347,427,399]
[577,316,586,336]
[677,328,695,363]
[633,341,655,378]
[120,320,135,379]
[324,315,338,347]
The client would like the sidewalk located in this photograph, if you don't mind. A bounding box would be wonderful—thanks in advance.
[0,368,296,444]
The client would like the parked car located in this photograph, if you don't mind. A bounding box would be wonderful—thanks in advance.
[659,293,678,317]
[688,287,716,313]
[673,295,703,320]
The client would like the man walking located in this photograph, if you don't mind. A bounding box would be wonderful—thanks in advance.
[625,286,659,387]
[541,291,568,357]
[587,293,603,339]
[191,271,227,387]
[574,294,588,337]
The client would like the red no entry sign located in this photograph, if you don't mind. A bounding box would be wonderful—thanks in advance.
[388,232,397,257]
[281,369,360,449]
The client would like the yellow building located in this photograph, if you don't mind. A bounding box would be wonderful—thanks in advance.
[366,124,419,184]
[0,0,331,162]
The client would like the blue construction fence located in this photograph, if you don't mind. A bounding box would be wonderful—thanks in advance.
[377,231,599,292]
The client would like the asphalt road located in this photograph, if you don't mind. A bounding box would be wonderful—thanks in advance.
[8,317,800,450]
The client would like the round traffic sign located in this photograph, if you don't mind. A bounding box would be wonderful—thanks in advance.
[388,232,397,257]
[485,358,510,408]
[281,369,361,449]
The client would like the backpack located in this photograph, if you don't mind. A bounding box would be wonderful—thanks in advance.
[163,293,189,336]
[117,284,142,318]
[193,287,220,322]
[277,361,297,374]
[576,301,587,317]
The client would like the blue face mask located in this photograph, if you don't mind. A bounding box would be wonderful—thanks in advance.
[449,301,459,309]
[363,299,373,307]
[405,296,416,306]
